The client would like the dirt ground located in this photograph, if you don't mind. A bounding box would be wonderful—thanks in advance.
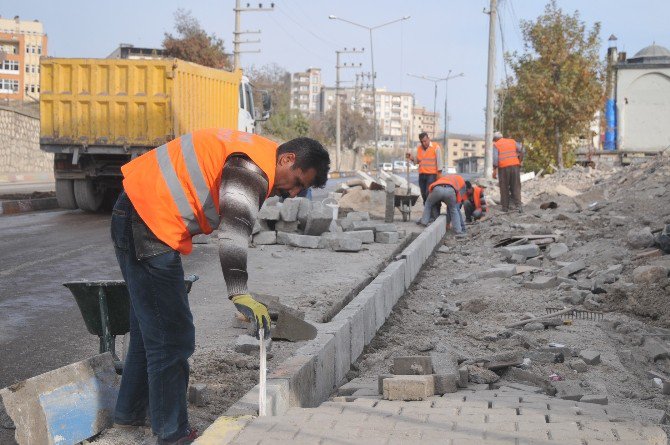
[355,155,670,436]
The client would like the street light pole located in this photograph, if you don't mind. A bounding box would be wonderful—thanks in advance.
[407,71,464,171]
[335,48,364,173]
[329,14,411,172]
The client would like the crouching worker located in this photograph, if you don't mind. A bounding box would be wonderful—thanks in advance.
[111,129,330,444]
[418,174,466,235]
[463,180,487,223]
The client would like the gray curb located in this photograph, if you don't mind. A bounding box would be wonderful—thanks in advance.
[0,197,59,215]
[205,216,447,437]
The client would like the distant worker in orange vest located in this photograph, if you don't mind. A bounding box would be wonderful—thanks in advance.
[492,131,523,212]
[463,180,487,223]
[406,132,443,205]
[419,174,466,235]
[111,129,330,444]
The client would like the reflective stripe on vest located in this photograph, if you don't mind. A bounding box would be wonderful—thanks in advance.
[155,143,201,236]
[417,143,439,174]
[495,138,520,168]
[180,134,220,231]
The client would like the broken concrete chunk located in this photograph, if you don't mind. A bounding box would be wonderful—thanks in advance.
[643,338,670,362]
[452,272,475,284]
[557,260,586,278]
[554,184,579,197]
[467,365,499,384]
[501,244,541,260]
[188,383,208,407]
[376,231,399,244]
[552,380,584,401]
[383,375,435,401]
[633,265,668,285]
[477,265,516,279]
[580,394,608,405]
[569,359,588,373]
[579,350,601,365]
[393,356,433,375]
[234,334,272,354]
[253,231,277,245]
[569,289,588,305]
[523,321,545,331]
[547,242,569,259]
[627,227,656,249]
[276,232,322,249]
[524,275,558,289]
[347,230,375,244]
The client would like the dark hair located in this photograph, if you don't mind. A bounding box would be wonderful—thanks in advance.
[277,137,330,188]
[419,132,429,140]
[465,180,473,189]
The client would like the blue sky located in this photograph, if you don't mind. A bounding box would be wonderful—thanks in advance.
[4,0,669,134]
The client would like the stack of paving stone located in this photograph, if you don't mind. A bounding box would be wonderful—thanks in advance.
[251,199,402,252]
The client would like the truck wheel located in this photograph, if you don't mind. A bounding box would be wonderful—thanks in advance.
[74,179,104,212]
[55,179,78,209]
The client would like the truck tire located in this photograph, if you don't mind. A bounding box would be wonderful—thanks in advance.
[55,179,78,209]
[74,179,104,212]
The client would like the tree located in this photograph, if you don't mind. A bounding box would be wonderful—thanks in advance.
[324,106,373,170]
[163,9,230,69]
[497,0,603,171]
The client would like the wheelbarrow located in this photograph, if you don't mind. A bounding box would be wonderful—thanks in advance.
[394,193,420,221]
[64,274,199,374]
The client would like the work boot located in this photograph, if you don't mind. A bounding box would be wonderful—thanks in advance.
[157,428,198,445]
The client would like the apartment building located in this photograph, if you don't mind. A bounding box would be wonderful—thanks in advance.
[440,132,485,169]
[375,89,413,145]
[411,106,440,143]
[290,67,322,115]
[0,16,47,101]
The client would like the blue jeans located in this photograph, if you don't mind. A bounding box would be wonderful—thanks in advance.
[111,192,195,441]
[420,185,465,234]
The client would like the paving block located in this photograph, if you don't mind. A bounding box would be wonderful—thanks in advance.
[379,260,407,313]
[393,356,433,375]
[378,374,394,395]
[295,332,337,406]
[280,197,301,222]
[524,275,558,289]
[234,334,272,354]
[252,230,277,245]
[297,198,311,224]
[500,244,540,259]
[304,202,334,236]
[552,380,585,401]
[477,265,516,279]
[376,231,399,244]
[347,230,375,244]
[345,211,370,221]
[319,320,351,387]
[458,366,469,388]
[276,232,322,249]
[569,359,588,373]
[268,353,316,408]
[557,260,586,278]
[430,352,460,394]
[275,220,300,233]
[547,242,569,259]
[383,375,435,401]
[195,415,254,445]
[225,379,290,416]
[188,383,208,407]
[579,350,601,365]
[258,204,281,221]
[374,223,397,233]
[0,353,120,445]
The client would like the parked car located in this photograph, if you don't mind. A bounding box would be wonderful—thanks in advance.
[393,160,408,172]
[382,162,393,171]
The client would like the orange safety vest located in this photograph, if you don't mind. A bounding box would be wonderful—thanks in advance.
[122,128,278,255]
[494,138,520,168]
[473,185,485,212]
[416,142,440,174]
[428,174,467,202]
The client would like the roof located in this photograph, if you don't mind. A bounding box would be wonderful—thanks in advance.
[626,43,670,64]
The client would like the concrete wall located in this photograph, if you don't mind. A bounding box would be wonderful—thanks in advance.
[0,106,52,176]
[616,68,670,152]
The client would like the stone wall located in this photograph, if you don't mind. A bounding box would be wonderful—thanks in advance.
[0,107,53,177]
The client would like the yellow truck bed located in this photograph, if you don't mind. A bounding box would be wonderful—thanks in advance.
[40,58,241,148]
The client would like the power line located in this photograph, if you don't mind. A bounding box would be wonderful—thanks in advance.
[279,1,342,48]
[268,14,332,65]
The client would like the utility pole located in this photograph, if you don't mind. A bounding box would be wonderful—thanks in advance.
[336,48,364,173]
[483,0,498,178]
[233,0,274,70]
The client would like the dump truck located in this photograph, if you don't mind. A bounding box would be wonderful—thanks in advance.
[40,58,269,211]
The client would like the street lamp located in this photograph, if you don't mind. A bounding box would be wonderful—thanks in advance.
[407,71,464,170]
[329,14,411,171]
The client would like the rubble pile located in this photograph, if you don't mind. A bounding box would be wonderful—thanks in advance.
[350,154,670,433]
[251,197,404,252]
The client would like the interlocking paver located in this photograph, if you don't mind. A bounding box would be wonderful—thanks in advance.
[221,387,667,444]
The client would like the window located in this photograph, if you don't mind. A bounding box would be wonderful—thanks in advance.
[453,151,458,157]
[1,60,19,71]
[37,45,42,54]
[0,78,19,93]
[26,45,31,53]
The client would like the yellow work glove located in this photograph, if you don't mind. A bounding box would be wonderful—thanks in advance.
[231,294,271,339]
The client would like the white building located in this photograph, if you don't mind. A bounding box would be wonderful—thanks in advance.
[615,44,670,152]
[375,89,414,145]
[290,68,322,115]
